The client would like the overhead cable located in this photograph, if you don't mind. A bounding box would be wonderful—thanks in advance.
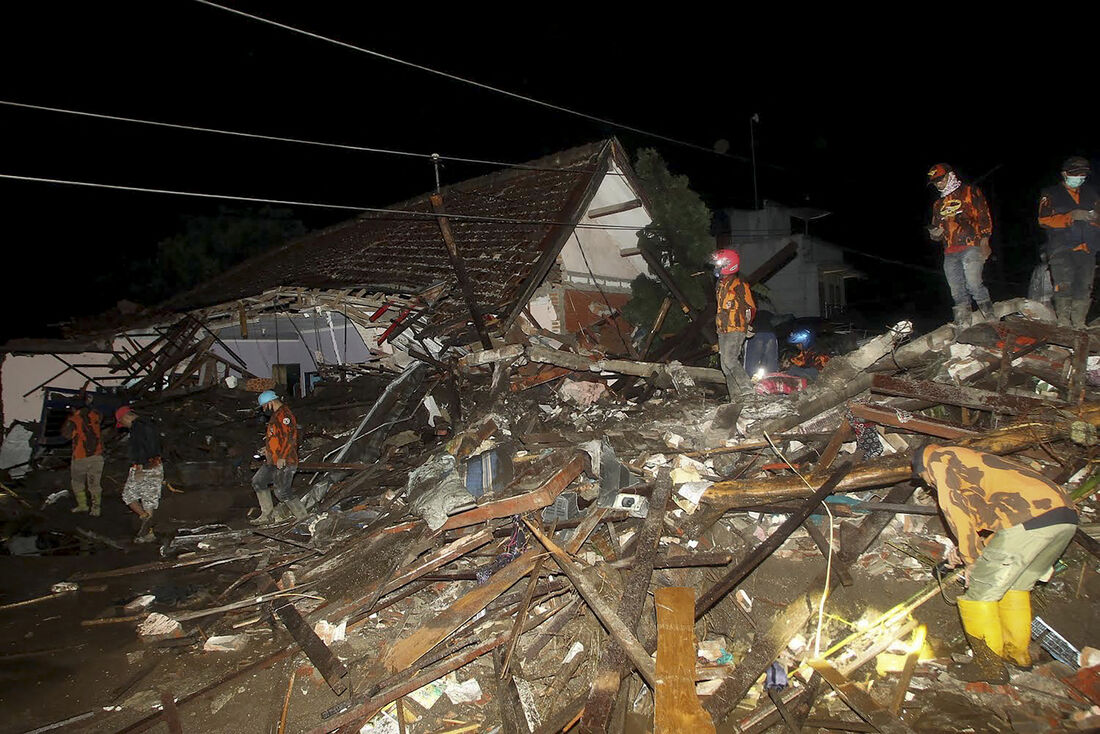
[0,99,622,177]
[189,0,746,162]
[0,172,960,277]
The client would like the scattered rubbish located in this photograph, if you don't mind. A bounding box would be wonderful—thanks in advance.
[1032,616,1081,667]
[444,677,484,705]
[123,595,156,613]
[313,619,347,645]
[202,635,247,652]
[51,582,79,594]
[138,613,182,641]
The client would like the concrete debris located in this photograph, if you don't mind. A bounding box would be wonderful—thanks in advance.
[5,294,1100,734]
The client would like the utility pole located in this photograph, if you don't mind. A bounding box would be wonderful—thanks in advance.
[749,113,760,209]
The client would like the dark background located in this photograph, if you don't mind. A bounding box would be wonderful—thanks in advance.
[0,4,1090,340]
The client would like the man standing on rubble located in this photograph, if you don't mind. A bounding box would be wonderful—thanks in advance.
[912,444,1077,683]
[62,394,104,516]
[251,390,307,523]
[1038,156,1100,327]
[926,164,994,327]
[116,406,163,543]
[711,249,756,399]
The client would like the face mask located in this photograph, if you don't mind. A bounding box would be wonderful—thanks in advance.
[1066,175,1087,188]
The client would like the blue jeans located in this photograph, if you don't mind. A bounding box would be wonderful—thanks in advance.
[943,247,990,307]
[744,332,778,378]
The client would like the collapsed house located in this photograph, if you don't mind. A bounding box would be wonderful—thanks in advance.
[1,141,1099,734]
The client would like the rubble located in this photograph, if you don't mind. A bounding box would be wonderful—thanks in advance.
[2,287,1100,733]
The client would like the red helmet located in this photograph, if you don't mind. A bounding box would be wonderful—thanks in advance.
[927,163,953,183]
[711,249,740,276]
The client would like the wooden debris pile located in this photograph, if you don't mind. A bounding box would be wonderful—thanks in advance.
[6,297,1100,733]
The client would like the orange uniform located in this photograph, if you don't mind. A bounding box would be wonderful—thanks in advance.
[791,348,829,370]
[265,404,299,465]
[62,408,102,459]
[930,184,992,254]
[715,276,755,333]
[921,446,1075,564]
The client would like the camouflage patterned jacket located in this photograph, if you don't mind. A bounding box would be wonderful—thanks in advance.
[265,404,299,465]
[922,446,1075,564]
[929,184,992,254]
[62,408,103,459]
[715,276,755,334]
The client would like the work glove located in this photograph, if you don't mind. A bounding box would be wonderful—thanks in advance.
[745,326,756,338]
[979,237,992,260]
[927,225,945,240]
[1071,208,1096,222]
[276,458,287,470]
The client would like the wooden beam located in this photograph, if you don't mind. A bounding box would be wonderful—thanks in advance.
[847,402,981,440]
[588,199,642,219]
[579,469,673,731]
[271,600,349,696]
[743,240,797,286]
[871,374,1067,414]
[522,518,657,690]
[807,659,915,734]
[430,193,494,350]
[654,587,716,734]
[695,462,852,619]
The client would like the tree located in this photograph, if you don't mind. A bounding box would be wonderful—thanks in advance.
[122,207,306,304]
[622,149,715,342]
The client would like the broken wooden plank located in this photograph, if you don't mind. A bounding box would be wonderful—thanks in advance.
[654,587,716,734]
[430,193,493,350]
[695,462,852,619]
[522,518,657,690]
[847,402,981,440]
[439,453,587,531]
[578,469,673,731]
[272,601,348,696]
[315,599,573,734]
[704,481,918,727]
[459,344,525,368]
[807,659,915,734]
[871,374,1066,414]
[379,548,540,675]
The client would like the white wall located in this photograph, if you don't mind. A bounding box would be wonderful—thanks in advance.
[2,352,116,426]
[557,160,652,294]
[735,234,847,318]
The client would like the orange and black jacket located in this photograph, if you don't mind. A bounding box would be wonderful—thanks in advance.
[791,348,829,370]
[265,404,299,465]
[1038,183,1100,255]
[62,408,102,459]
[921,445,1076,564]
[715,276,755,334]
[929,184,992,254]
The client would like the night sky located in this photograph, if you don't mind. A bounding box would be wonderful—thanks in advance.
[1,5,1092,341]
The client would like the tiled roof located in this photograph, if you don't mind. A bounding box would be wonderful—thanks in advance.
[168,140,617,330]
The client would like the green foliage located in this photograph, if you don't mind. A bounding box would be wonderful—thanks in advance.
[125,207,305,303]
[622,149,714,342]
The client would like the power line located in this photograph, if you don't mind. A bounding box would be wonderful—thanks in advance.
[0,99,623,177]
[0,173,959,278]
[0,171,644,230]
[189,0,746,162]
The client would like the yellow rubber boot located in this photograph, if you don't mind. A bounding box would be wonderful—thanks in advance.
[998,590,1033,668]
[954,598,1008,683]
[958,598,1004,655]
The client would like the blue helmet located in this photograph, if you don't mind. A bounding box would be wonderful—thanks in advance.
[787,328,813,347]
[257,390,279,408]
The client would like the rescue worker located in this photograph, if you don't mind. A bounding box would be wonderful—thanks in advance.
[926,164,994,326]
[743,309,778,379]
[785,328,828,381]
[61,394,104,516]
[1038,156,1100,327]
[251,390,307,523]
[912,444,1078,683]
[115,406,163,543]
[711,249,756,399]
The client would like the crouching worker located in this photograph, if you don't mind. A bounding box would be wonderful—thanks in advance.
[251,390,307,524]
[912,444,1077,683]
[115,406,163,543]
